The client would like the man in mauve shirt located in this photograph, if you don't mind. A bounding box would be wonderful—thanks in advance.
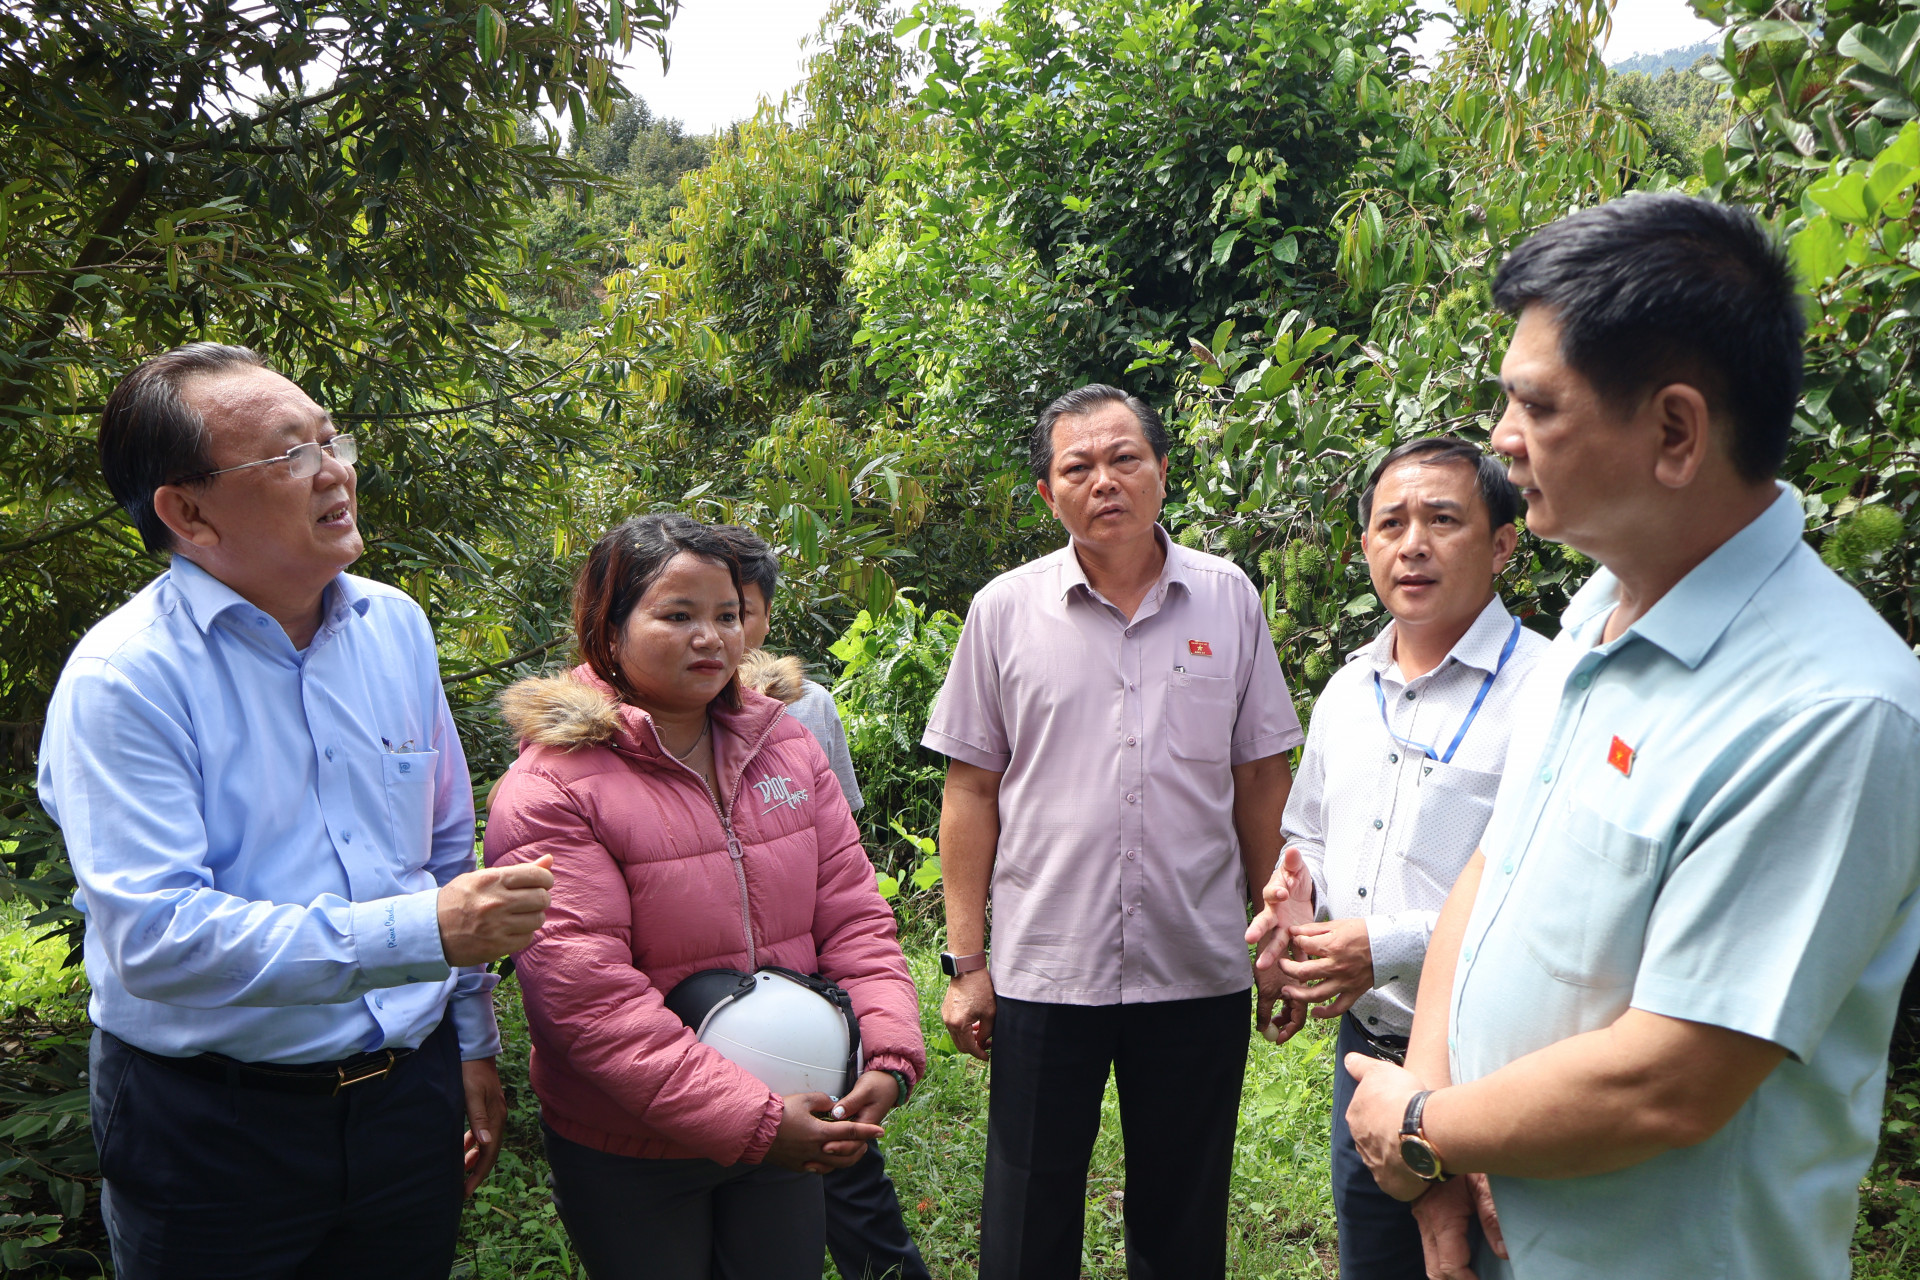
[922,383,1308,1279]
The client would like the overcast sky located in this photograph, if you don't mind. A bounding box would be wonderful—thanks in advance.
[621,0,1722,135]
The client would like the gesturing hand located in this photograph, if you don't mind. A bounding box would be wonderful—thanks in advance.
[1246,847,1315,1042]
[437,853,554,966]
[942,969,996,1061]
[764,1092,883,1174]
[1280,917,1375,1020]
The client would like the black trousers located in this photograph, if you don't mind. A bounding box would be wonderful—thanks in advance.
[1331,1014,1426,1279]
[980,990,1250,1280]
[825,1142,930,1280]
[543,1123,825,1280]
[89,1018,464,1280]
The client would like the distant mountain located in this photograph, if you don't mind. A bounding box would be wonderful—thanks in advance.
[1608,38,1718,75]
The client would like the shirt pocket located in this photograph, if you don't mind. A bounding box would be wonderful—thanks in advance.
[1165,671,1236,762]
[1517,800,1661,989]
[382,749,441,871]
[1399,760,1501,899]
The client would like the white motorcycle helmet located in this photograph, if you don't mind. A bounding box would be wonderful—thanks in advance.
[665,967,862,1099]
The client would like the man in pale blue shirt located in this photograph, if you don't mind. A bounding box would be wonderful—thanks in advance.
[39,344,555,1279]
[1340,195,1920,1279]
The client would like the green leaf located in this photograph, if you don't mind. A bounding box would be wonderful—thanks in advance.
[1791,214,1848,284]
[1839,22,1900,77]
[1807,172,1872,223]
[1272,233,1299,264]
[1736,18,1811,50]
[910,856,943,892]
[875,871,899,901]
[1331,47,1357,88]
[1210,229,1241,265]
[475,4,505,62]
[1866,160,1917,213]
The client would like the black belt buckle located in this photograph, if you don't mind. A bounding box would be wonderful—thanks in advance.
[333,1050,397,1094]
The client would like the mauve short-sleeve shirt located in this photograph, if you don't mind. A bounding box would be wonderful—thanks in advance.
[922,529,1304,1005]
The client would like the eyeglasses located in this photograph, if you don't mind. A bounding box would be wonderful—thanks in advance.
[185,435,358,482]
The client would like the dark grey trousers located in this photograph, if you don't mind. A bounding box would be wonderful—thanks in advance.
[979,990,1250,1280]
[542,1122,826,1280]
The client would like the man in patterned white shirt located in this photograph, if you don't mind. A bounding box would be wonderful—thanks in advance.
[1247,435,1547,1277]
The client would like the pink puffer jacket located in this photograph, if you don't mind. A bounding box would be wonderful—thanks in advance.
[485,665,925,1165]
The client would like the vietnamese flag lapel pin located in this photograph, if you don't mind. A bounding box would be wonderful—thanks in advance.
[1188,639,1212,657]
[1607,736,1636,777]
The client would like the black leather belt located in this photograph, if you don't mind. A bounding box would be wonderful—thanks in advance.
[1349,1014,1410,1065]
[114,1031,421,1097]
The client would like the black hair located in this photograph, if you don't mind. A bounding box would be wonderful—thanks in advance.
[710,524,781,609]
[1491,193,1803,482]
[573,514,744,709]
[1359,436,1520,530]
[1030,383,1171,482]
[98,343,269,554]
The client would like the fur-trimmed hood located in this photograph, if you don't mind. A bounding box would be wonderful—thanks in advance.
[499,672,624,749]
[738,649,807,705]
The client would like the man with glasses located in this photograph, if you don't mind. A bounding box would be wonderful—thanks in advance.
[38,343,555,1279]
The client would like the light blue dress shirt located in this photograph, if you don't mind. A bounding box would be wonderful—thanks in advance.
[1450,487,1920,1280]
[38,556,499,1064]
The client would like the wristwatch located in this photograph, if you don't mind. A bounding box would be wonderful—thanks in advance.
[939,950,987,978]
[1399,1090,1452,1183]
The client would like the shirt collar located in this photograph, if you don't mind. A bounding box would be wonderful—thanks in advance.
[168,555,370,636]
[1363,594,1516,678]
[1562,483,1804,669]
[1057,524,1190,600]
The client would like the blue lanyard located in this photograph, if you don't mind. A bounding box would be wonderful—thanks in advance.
[1372,616,1523,765]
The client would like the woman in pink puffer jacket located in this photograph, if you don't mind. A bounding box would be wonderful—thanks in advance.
[485,514,925,1280]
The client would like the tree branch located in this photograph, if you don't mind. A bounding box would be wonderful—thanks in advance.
[0,505,119,558]
[441,636,570,687]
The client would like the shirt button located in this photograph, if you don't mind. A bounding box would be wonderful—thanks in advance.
[1404,690,1416,700]
[1126,736,1137,747]
[1502,859,1514,874]
[1372,818,1383,829]
[255,617,268,628]
[1576,674,1592,689]
[342,831,353,844]
[1128,681,1136,691]
[1127,906,1139,916]
[325,746,335,761]
[1539,768,1553,784]
[1358,887,1368,898]
[1388,753,1398,763]
[374,994,385,1009]
[1367,1016,1379,1026]
[1126,850,1138,860]
[1462,946,1474,963]
[1126,793,1137,804]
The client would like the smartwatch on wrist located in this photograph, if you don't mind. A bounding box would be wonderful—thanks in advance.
[1399,1090,1452,1183]
[940,950,987,978]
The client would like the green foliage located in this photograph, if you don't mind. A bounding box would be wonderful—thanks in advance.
[0,897,96,1275]
[828,596,963,868]
[899,0,1418,393]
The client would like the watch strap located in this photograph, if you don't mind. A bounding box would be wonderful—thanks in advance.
[941,950,988,977]
[1402,1089,1433,1137]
